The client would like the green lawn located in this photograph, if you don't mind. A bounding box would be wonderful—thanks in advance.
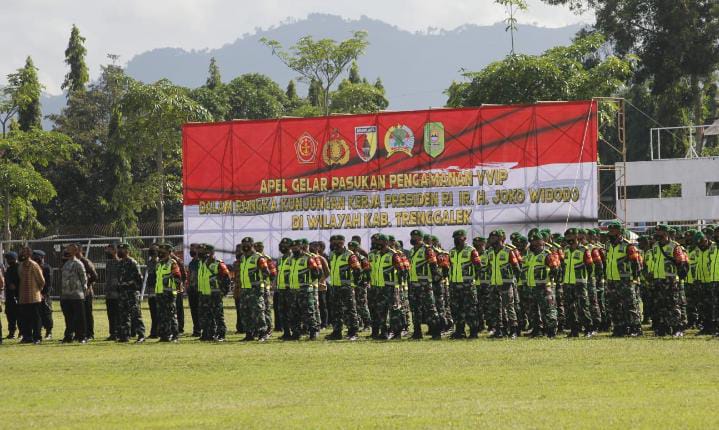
[3,298,718,429]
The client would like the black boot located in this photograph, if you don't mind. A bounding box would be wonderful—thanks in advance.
[411,325,423,340]
[370,326,379,339]
[325,330,342,340]
[430,324,442,340]
[347,329,358,341]
[468,327,479,339]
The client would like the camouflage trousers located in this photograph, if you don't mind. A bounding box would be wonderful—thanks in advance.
[409,281,439,330]
[595,278,608,327]
[476,283,489,331]
[118,289,145,339]
[518,284,532,331]
[400,284,410,329]
[587,279,603,329]
[368,286,403,335]
[156,291,178,340]
[488,283,518,332]
[449,282,479,333]
[563,283,592,332]
[698,282,716,332]
[290,286,319,335]
[554,282,565,329]
[330,285,359,334]
[639,281,654,324]
[685,281,701,328]
[525,284,558,334]
[652,278,683,332]
[277,289,292,334]
[263,287,273,333]
[354,283,372,328]
[432,281,450,330]
[514,283,525,330]
[679,282,688,328]
[198,292,226,339]
[605,280,641,333]
[238,287,267,337]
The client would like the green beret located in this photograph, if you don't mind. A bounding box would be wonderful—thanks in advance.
[371,233,380,240]
[117,243,130,250]
[496,229,506,237]
[387,235,395,241]
[694,231,706,242]
[348,241,359,247]
[423,234,432,240]
[377,234,388,241]
[489,230,500,237]
[702,226,715,235]
[410,229,424,237]
[334,235,345,241]
[655,224,669,232]
[556,236,565,242]
[158,243,173,252]
[300,238,309,245]
[565,228,577,236]
[540,229,551,236]
[292,239,302,246]
[430,235,439,242]
[529,232,543,241]
[473,236,486,243]
[280,238,293,245]
[510,232,521,240]
[254,241,264,247]
[528,227,539,236]
[202,243,215,252]
[241,237,254,244]
[667,227,677,234]
[517,235,528,243]
[452,229,467,238]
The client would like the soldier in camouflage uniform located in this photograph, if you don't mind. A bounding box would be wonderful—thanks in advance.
[547,231,566,332]
[521,231,560,337]
[308,241,328,332]
[604,223,643,336]
[562,228,594,337]
[116,243,145,343]
[637,235,654,327]
[155,244,182,342]
[428,234,453,331]
[254,241,276,337]
[579,229,602,333]
[511,233,529,332]
[648,224,689,336]
[275,238,294,340]
[486,230,521,338]
[349,240,372,330]
[588,229,608,330]
[198,244,230,341]
[393,238,411,334]
[693,230,716,335]
[287,239,321,340]
[448,229,482,339]
[235,237,270,341]
[408,229,442,340]
[472,236,490,333]
[683,230,701,329]
[368,234,405,340]
[326,235,362,340]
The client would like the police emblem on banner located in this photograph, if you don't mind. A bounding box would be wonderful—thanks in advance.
[295,132,318,164]
[423,122,445,158]
[322,129,350,166]
[354,126,377,162]
[384,124,415,157]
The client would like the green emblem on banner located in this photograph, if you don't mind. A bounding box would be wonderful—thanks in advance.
[423,122,445,158]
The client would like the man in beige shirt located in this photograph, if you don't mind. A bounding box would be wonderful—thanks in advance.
[18,246,45,344]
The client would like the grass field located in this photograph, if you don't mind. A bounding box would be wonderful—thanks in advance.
[2,298,719,429]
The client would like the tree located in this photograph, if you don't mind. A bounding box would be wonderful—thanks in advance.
[307,78,323,107]
[7,57,42,131]
[190,86,230,121]
[0,88,19,138]
[286,80,298,100]
[330,80,389,114]
[0,129,78,240]
[348,61,361,84]
[261,31,369,115]
[62,24,89,95]
[206,57,222,90]
[543,0,719,157]
[225,74,288,120]
[119,79,212,237]
[374,78,385,92]
[445,33,633,106]
[496,0,528,54]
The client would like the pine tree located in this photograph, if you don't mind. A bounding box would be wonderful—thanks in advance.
[8,57,42,131]
[374,77,385,92]
[286,80,298,100]
[206,57,222,90]
[348,61,361,84]
[308,78,323,107]
[62,25,89,94]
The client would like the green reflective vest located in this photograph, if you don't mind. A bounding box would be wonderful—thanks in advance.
[289,254,312,289]
[276,255,292,290]
[155,260,177,295]
[238,253,265,289]
[650,242,679,280]
[563,247,589,285]
[605,242,633,281]
[330,250,354,287]
[449,246,475,283]
[687,247,700,283]
[198,260,220,295]
[369,250,396,287]
[488,247,513,286]
[409,245,432,282]
[524,249,551,287]
[695,244,717,283]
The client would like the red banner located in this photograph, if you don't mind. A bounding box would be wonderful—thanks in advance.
[182,101,597,205]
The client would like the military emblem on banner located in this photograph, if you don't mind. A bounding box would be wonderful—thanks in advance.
[384,124,415,157]
[295,132,318,164]
[322,128,350,166]
[423,122,445,158]
[354,126,377,162]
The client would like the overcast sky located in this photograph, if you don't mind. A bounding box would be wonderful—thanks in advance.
[1,0,592,95]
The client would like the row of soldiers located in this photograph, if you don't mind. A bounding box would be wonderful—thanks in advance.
[182,220,717,342]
